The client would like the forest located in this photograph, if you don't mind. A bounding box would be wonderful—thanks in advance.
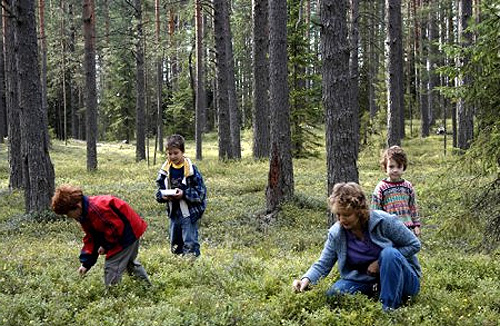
[0,0,499,325]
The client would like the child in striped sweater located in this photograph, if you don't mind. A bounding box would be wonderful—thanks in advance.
[371,146,421,236]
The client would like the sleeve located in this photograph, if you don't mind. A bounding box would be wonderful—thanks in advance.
[370,183,383,211]
[302,229,338,284]
[384,215,421,258]
[79,232,99,270]
[184,166,207,205]
[155,171,168,203]
[409,184,421,227]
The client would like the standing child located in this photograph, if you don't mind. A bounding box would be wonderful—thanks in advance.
[155,134,207,257]
[371,145,421,236]
[51,184,151,286]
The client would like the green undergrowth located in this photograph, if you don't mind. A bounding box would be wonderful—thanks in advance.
[0,132,499,326]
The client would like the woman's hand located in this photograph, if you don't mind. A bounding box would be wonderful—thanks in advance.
[292,278,310,292]
[367,260,380,276]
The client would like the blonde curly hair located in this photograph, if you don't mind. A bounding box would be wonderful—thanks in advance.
[328,182,370,224]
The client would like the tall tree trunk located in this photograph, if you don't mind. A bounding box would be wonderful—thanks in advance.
[225,2,241,159]
[252,0,270,159]
[0,8,6,142]
[134,0,146,161]
[427,4,439,127]
[349,0,360,158]
[154,0,162,164]
[4,3,23,189]
[14,0,55,212]
[386,0,403,146]
[39,0,49,146]
[195,0,205,160]
[214,0,232,160]
[457,0,473,150]
[266,0,294,213]
[322,0,358,200]
[83,0,97,171]
[368,0,379,120]
[419,0,430,137]
[69,3,79,139]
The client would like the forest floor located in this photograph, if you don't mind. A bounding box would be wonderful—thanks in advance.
[0,130,499,326]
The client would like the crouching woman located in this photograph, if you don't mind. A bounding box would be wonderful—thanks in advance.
[292,182,421,311]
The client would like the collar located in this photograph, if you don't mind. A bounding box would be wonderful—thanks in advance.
[78,196,89,223]
[160,156,194,177]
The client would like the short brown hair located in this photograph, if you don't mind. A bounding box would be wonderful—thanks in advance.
[380,145,407,171]
[166,134,185,152]
[329,182,370,224]
[51,184,83,215]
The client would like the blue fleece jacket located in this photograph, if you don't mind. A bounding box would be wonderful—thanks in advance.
[303,210,422,284]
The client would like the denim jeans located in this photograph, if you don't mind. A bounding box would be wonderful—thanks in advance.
[327,247,420,310]
[169,210,200,256]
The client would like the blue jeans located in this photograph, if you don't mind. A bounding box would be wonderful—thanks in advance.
[327,247,420,310]
[169,210,200,256]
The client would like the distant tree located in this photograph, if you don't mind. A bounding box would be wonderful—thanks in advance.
[266,0,294,213]
[457,0,474,150]
[214,0,233,160]
[83,0,98,171]
[3,2,23,189]
[13,0,55,212]
[134,0,146,162]
[252,0,270,159]
[419,0,430,138]
[195,0,205,160]
[321,0,359,197]
[349,0,360,157]
[0,9,5,142]
[225,4,241,160]
[386,0,403,146]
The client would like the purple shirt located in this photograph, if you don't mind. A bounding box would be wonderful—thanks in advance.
[345,228,382,272]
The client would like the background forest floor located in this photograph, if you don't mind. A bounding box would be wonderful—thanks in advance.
[0,130,499,326]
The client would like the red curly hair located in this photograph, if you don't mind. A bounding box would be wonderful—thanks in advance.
[51,184,84,215]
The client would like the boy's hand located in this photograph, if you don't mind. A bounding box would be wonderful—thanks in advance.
[413,226,421,237]
[98,246,106,255]
[171,188,183,200]
[292,278,310,292]
[78,265,88,276]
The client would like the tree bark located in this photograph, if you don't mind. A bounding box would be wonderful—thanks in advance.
[0,8,6,142]
[195,0,205,160]
[134,0,146,161]
[225,3,241,160]
[386,0,403,146]
[457,0,474,150]
[252,0,270,159]
[322,0,359,197]
[214,0,232,160]
[14,0,55,212]
[4,2,23,189]
[83,0,98,170]
[349,0,360,157]
[266,0,294,212]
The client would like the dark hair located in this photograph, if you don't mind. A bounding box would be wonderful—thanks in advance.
[51,184,84,215]
[166,134,185,152]
[329,182,370,224]
[380,145,407,171]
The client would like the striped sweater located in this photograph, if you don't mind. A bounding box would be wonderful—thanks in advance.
[371,179,421,228]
